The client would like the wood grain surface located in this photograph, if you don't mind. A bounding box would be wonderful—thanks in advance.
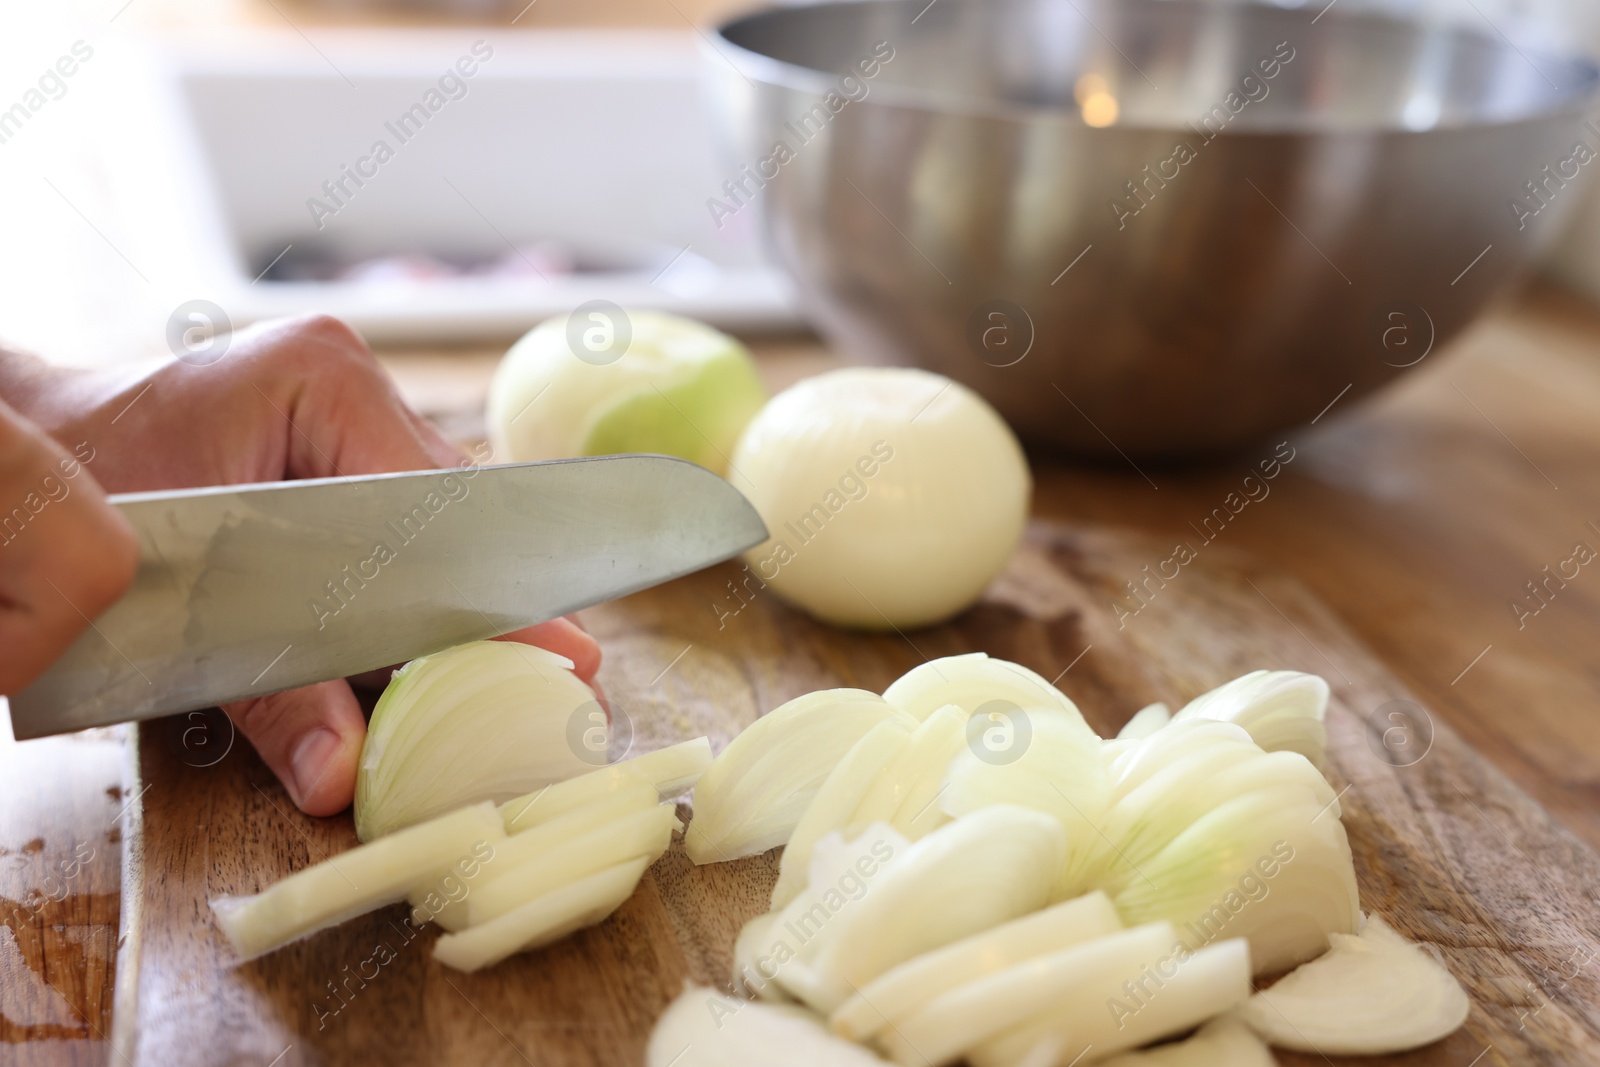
[109,521,1600,1067]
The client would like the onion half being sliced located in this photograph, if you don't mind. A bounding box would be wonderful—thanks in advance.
[355,642,600,840]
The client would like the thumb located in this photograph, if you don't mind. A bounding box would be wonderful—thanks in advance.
[224,680,366,816]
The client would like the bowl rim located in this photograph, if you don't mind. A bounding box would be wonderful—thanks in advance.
[708,0,1600,135]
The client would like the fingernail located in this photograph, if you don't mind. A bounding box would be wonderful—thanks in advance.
[291,728,340,806]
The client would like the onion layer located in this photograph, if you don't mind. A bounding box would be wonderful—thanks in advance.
[1235,914,1470,1054]
[770,808,1066,1015]
[830,891,1124,1044]
[771,717,917,908]
[687,689,906,864]
[883,654,1092,730]
[964,938,1253,1067]
[1170,670,1329,767]
[466,802,677,925]
[1117,703,1171,740]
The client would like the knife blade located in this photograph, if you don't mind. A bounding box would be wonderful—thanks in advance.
[8,455,766,739]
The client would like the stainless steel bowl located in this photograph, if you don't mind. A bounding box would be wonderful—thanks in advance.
[707,0,1600,458]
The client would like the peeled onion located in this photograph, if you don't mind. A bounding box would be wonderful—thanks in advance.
[729,367,1030,629]
[355,641,599,841]
[487,310,767,475]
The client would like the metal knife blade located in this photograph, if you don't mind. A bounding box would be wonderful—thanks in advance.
[8,455,767,739]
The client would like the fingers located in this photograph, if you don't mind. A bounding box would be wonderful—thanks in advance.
[224,680,366,816]
[245,315,465,479]
[0,399,138,695]
[495,616,602,682]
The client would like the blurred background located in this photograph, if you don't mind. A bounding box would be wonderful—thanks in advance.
[2,0,1600,370]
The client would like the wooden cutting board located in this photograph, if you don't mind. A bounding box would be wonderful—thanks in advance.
[110,522,1600,1067]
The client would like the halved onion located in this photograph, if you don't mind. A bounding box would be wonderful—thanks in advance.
[1171,670,1329,767]
[772,808,1065,1015]
[1236,914,1469,1054]
[647,985,891,1067]
[687,689,906,864]
[212,802,505,960]
[356,642,599,840]
[963,938,1253,1067]
[432,855,651,972]
[830,891,1123,1043]
[500,737,711,832]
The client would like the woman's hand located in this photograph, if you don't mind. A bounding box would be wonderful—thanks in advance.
[2,314,601,815]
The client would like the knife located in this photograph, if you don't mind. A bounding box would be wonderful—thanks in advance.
[7,455,767,740]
